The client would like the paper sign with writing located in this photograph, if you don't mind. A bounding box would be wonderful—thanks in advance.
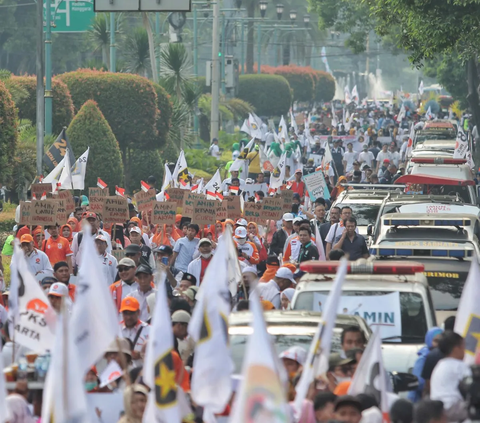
[56,198,68,224]
[89,187,108,214]
[225,195,242,221]
[281,189,294,212]
[260,198,283,221]
[57,190,75,214]
[216,202,228,221]
[134,189,156,213]
[103,196,129,224]
[167,188,186,214]
[303,170,330,201]
[152,201,177,225]
[243,202,264,224]
[30,200,58,226]
[19,201,32,225]
[182,192,202,218]
[31,183,52,197]
[193,198,217,225]
[111,249,126,262]
[242,183,269,198]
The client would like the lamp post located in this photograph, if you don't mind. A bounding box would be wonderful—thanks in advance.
[274,3,283,67]
[289,10,296,25]
[303,14,310,27]
[257,1,268,74]
[45,0,52,135]
[110,13,116,72]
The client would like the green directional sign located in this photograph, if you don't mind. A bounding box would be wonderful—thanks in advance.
[44,0,95,33]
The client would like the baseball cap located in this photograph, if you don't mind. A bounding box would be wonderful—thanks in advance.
[279,346,307,365]
[383,158,390,163]
[48,282,69,297]
[362,144,368,149]
[242,266,257,275]
[293,216,304,224]
[275,267,295,284]
[125,244,141,254]
[235,227,248,239]
[136,264,153,275]
[20,234,34,244]
[295,169,303,174]
[117,257,136,268]
[41,276,58,287]
[329,353,355,370]
[235,218,248,227]
[334,395,362,413]
[95,234,107,242]
[154,244,173,255]
[120,297,140,312]
[282,213,294,222]
[171,310,191,324]
[199,238,213,246]
[84,212,97,219]
[129,227,142,234]
[181,272,197,285]
[266,255,280,266]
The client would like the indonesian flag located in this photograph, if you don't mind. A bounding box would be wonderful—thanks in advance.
[140,180,150,193]
[32,193,37,200]
[115,186,125,197]
[216,192,224,200]
[191,183,199,192]
[254,192,261,203]
[54,182,61,193]
[229,186,239,195]
[164,192,170,200]
[41,192,47,201]
[97,178,108,190]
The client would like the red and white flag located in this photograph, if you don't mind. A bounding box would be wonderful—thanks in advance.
[191,183,199,192]
[97,177,108,190]
[229,186,239,195]
[115,186,125,197]
[41,192,47,201]
[140,180,150,193]
[32,193,37,200]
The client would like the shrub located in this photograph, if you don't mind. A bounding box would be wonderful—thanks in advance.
[195,77,210,94]
[260,65,315,102]
[11,76,75,134]
[66,100,124,193]
[151,82,173,146]
[0,80,18,184]
[129,149,165,190]
[237,74,291,117]
[312,70,336,102]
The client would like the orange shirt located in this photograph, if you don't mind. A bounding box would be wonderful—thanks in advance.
[42,236,73,266]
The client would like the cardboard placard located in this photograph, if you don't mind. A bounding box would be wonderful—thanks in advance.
[216,202,228,221]
[243,202,264,224]
[193,198,217,225]
[182,192,202,218]
[151,201,177,225]
[167,188,186,214]
[111,249,126,262]
[19,201,32,225]
[31,183,52,197]
[102,196,129,224]
[134,189,156,213]
[261,198,283,221]
[89,187,108,214]
[30,200,58,226]
[281,189,294,212]
[56,198,68,224]
[303,170,330,201]
[225,195,242,221]
[57,190,75,214]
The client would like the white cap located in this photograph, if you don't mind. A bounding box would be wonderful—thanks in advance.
[293,216,304,224]
[48,282,69,297]
[242,266,257,275]
[235,226,248,239]
[130,227,141,234]
[232,150,240,159]
[236,218,248,227]
[279,346,307,365]
[282,213,294,222]
[275,267,296,284]
[95,234,107,242]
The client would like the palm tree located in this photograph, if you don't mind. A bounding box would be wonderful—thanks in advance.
[122,26,150,77]
[142,12,158,83]
[160,43,192,100]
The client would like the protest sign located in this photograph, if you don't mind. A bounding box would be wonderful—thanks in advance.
[31,183,52,197]
[89,187,108,214]
[30,200,58,226]
[111,249,125,262]
[216,201,228,221]
[182,192,202,218]
[242,183,269,198]
[167,188,186,214]
[281,189,294,212]
[225,195,242,221]
[152,201,177,225]
[260,198,283,220]
[193,198,217,225]
[56,198,67,224]
[87,392,124,423]
[102,196,129,224]
[57,190,75,214]
[309,154,323,166]
[19,201,32,225]
[303,169,330,201]
[134,189,156,213]
[243,202,264,224]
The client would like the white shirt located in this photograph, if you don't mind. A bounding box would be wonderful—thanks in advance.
[127,288,157,322]
[389,151,400,167]
[358,150,375,167]
[430,357,471,409]
[121,320,150,364]
[256,279,281,309]
[72,229,112,269]
[399,141,408,160]
[343,151,357,172]
[24,249,53,281]
[97,252,118,285]
[221,177,246,192]
[209,143,221,159]
[325,222,359,245]
[376,151,391,168]
[0,304,7,330]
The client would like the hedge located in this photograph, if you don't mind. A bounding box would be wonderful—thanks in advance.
[11,76,74,134]
[312,70,336,102]
[237,74,291,117]
[0,80,18,184]
[66,100,124,193]
[151,82,173,146]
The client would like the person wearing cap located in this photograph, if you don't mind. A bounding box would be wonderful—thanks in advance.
[268,212,294,256]
[126,265,156,322]
[53,261,76,301]
[221,169,245,192]
[153,245,177,292]
[246,143,261,179]
[333,395,363,423]
[235,218,248,228]
[256,267,296,309]
[182,286,198,309]
[186,238,214,285]
[235,266,257,304]
[234,226,260,267]
[376,144,391,174]
[120,296,150,362]
[128,227,154,269]
[171,310,191,343]
[209,137,221,159]
[43,223,73,273]
[358,143,375,168]
[380,163,397,184]
[327,353,355,392]
[40,276,57,294]
[291,169,306,200]
[20,233,53,281]
[110,258,139,313]
[95,234,118,285]
[48,282,70,313]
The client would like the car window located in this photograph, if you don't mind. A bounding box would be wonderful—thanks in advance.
[333,203,381,226]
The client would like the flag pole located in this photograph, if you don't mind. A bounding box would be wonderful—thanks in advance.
[62,297,68,418]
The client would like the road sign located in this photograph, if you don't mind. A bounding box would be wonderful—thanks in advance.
[44,0,95,33]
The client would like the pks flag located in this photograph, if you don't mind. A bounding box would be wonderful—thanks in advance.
[203,169,222,200]
[189,237,233,416]
[172,150,190,189]
[143,277,182,423]
[344,86,352,105]
[248,113,263,140]
[115,186,125,197]
[0,339,10,423]
[351,85,359,104]
[278,115,289,142]
[454,258,480,364]
[269,152,287,190]
[43,128,75,172]
[141,180,151,192]
[58,147,73,189]
[240,119,251,136]
[224,225,242,297]
[71,147,89,190]
[348,328,390,422]
[453,127,469,160]
[42,155,66,193]
[97,177,108,189]
[418,80,424,95]
[228,138,255,173]
[295,259,348,411]
[405,124,415,159]
[230,288,290,423]
[396,104,406,123]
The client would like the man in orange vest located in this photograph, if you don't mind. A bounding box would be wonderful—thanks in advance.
[109,258,138,313]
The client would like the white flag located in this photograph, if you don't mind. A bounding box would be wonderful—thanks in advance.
[314,221,326,261]
[248,113,263,140]
[0,339,10,423]
[290,110,299,136]
[344,109,351,131]
[58,147,73,190]
[344,86,352,105]
[240,119,251,136]
[351,85,359,104]
[295,259,348,411]
[229,138,255,173]
[230,289,290,423]
[225,225,242,296]
[71,147,89,190]
[99,359,124,388]
[331,105,338,128]
[161,163,173,192]
[42,155,66,193]
[203,169,223,200]
[278,115,289,142]
[70,223,119,374]
[425,106,433,120]
[405,124,415,159]
[454,258,480,364]
[418,80,424,95]
[269,152,287,190]
[143,277,181,423]
[396,104,406,123]
[189,237,233,416]
[172,150,189,189]
[348,328,389,421]
[322,141,334,172]
[453,127,469,160]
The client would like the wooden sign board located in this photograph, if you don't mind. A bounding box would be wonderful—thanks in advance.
[134,189,156,213]
[19,201,32,225]
[89,187,108,214]
[182,192,202,218]
[102,196,129,224]
[56,198,68,224]
[216,201,228,221]
[260,198,283,221]
[167,188,186,214]
[151,201,177,225]
[243,202,264,225]
[111,249,126,262]
[57,190,75,214]
[281,189,294,212]
[225,195,242,221]
[31,183,52,198]
[30,200,58,226]
[193,198,217,225]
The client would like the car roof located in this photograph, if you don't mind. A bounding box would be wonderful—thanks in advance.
[423,120,455,130]
[410,163,473,180]
[296,276,427,292]
[381,211,478,222]
[337,190,393,201]
[382,194,463,205]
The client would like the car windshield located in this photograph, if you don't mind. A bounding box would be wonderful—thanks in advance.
[294,291,427,343]
[415,131,456,144]
[336,203,381,226]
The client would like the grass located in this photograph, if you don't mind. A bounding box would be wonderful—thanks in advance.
[190,168,213,179]
[2,255,11,287]
[0,202,17,223]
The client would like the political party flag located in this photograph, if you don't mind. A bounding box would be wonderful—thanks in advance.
[143,277,181,423]
[31,193,37,200]
[331,104,338,127]
[115,185,125,197]
[141,180,151,192]
[99,360,124,388]
[43,128,75,172]
[269,152,287,191]
[453,127,469,159]
[348,328,389,422]
[0,339,10,423]
[248,113,263,140]
[189,237,233,416]
[396,104,406,123]
[240,119,251,136]
[278,115,289,142]
[7,244,20,329]
[224,225,242,297]
[71,147,89,190]
[454,258,480,364]
[58,147,73,189]
[97,177,108,189]
[290,109,299,136]
[230,288,290,423]
[425,106,433,120]
[203,169,222,200]
[229,138,255,173]
[70,224,119,374]
[314,221,326,261]
[418,80,424,95]
[172,150,190,189]
[322,140,333,172]
[43,155,66,193]
[351,85,359,104]
[40,192,47,200]
[344,109,351,131]
[295,259,348,412]
[161,163,173,192]
[344,86,352,105]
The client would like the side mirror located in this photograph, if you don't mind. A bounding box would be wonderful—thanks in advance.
[390,371,418,393]
[367,224,373,237]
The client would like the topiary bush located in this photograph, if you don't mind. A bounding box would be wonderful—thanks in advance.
[66,100,124,193]
[312,70,336,102]
[269,65,315,102]
[11,75,75,134]
[129,149,165,191]
[237,74,291,117]
[152,82,173,146]
[0,80,18,185]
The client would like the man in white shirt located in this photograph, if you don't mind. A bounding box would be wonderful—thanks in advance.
[221,170,246,192]
[325,206,359,258]
[20,234,53,281]
[95,234,117,285]
[209,138,221,159]
[342,142,357,174]
[375,144,391,173]
[358,144,375,168]
[127,264,156,322]
[399,136,409,162]
[389,142,401,167]
[256,267,296,309]
[110,257,139,314]
[120,296,150,364]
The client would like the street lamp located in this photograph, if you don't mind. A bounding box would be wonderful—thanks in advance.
[259,1,268,18]
[276,3,284,20]
[304,14,310,27]
[289,9,297,24]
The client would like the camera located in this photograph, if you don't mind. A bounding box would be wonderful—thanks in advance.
[460,364,480,420]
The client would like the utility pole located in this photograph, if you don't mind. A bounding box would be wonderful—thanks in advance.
[45,0,52,135]
[110,13,116,72]
[210,0,220,141]
[36,0,45,176]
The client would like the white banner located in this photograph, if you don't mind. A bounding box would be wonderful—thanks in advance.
[243,183,269,198]
[313,291,402,339]
[87,392,124,423]
[399,203,480,216]
[303,170,330,201]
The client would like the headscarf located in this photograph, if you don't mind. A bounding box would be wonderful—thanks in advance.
[152,224,181,247]
[281,288,295,303]
[130,216,142,227]
[60,224,73,243]
[232,142,240,152]
[203,225,216,242]
[32,227,44,249]
[260,263,279,282]
[175,214,184,237]
[15,225,31,240]
[67,217,80,233]
[270,141,283,158]
[118,384,149,423]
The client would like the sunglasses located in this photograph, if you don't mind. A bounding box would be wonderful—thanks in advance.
[118,267,133,272]
[125,253,137,257]
[122,310,137,316]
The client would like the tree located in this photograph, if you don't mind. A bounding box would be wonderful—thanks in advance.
[0,79,18,186]
[86,13,113,68]
[67,100,124,192]
[122,26,151,77]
